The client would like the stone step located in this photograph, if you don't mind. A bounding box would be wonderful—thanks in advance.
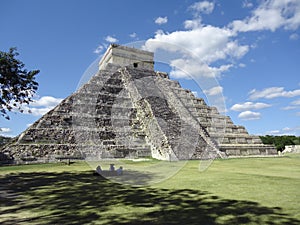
[208,127,248,133]
[70,92,131,100]
[32,119,139,129]
[219,137,262,144]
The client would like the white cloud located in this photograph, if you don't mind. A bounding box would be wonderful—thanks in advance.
[155,16,168,25]
[289,33,299,40]
[266,126,300,135]
[282,99,300,110]
[144,0,298,81]
[297,112,300,116]
[283,126,300,134]
[185,1,214,28]
[129,32,137,38]
[239,63,246,68]
[0,127,12,137]
[203,86,223,96]
[0,127,11,133]
[268,130,281,135]
[30,96,63,107]
[281,105,298,110]
[231,102,271,111]
[189,1,215,15]
[292,99,300,105]
[184,19,202,29]
[29,108,54,116]
[145,26,237,62]
[169,58,232,78]
[238,111,261,120]
[242,0,253,8]
[144,25,248,79]
[249,87,300,100]
[21,96,63,117]
[105,35,118,43]
[10,96,63,117]
[283,127,292,131]
[144,0,267,80]
[230,0,300,33]
[192,91,198,97]
[94,45,104,54]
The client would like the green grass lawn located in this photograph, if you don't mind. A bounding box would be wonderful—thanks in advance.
[0,154,299,225]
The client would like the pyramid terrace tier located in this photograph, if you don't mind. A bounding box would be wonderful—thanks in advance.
[17,127,148,144]
[2,144,152,163]
[35,110,139,128]
[207,126,249,135]
[219,144,278,157]
[212,135,263,145]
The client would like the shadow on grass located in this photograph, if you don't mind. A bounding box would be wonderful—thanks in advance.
[0,170,299,225]
[106,169,178,186]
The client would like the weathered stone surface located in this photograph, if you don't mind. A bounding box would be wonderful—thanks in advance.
[1,44,277,163]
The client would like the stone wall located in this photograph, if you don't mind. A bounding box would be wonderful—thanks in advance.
[283,145,300,154]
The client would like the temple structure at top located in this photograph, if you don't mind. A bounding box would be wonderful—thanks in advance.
[98,44,154,71]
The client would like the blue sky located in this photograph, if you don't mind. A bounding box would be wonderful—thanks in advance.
[0,0,299,137]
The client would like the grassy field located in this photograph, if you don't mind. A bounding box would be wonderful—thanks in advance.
[0,154,299,224]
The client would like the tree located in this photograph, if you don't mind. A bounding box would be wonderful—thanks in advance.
[0,135,12,146]
[0,47,39,119]
[259,135,299,152]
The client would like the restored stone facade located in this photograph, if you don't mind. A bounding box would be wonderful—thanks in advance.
[0,44,277,163]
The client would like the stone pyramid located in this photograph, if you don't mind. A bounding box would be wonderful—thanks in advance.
[1,44,277,163]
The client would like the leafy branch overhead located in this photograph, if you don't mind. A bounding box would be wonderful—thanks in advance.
[0,47,39,119]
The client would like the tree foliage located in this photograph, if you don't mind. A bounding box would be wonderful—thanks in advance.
[259,135,300,151]
[0,47,39,119]
[0,135,12,146]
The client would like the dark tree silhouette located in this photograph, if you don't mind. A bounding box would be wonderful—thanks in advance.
[0,47,39,119]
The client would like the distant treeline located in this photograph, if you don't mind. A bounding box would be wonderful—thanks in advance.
[259,135,300,152]
[0,136,12,146]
